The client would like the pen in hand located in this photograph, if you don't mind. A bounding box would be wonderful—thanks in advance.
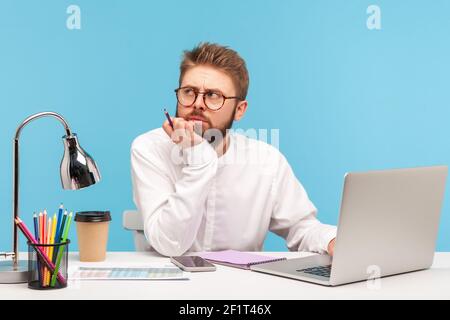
[163,108,203,147]
[164,108,174,129]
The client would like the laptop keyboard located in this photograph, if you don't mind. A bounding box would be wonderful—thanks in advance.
[297,265,331,278]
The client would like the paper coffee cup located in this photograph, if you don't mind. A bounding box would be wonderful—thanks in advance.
[75,211,111,262]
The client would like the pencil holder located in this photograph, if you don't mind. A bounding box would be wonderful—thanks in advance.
[27,240,70,290]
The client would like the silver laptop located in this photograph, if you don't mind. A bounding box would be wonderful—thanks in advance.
[251,166,448,286]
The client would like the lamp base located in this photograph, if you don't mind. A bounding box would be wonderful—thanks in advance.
[0,260,28,283]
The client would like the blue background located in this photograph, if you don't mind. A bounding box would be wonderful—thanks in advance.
[1,0,449,252]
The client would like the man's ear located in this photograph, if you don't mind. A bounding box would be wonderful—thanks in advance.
[234,100,248,121]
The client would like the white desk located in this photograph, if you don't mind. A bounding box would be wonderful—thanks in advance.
[1,252,450,300]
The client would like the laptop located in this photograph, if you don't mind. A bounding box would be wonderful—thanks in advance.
[251,166,448,286]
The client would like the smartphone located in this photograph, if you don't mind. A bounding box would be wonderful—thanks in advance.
[170,256,216,272]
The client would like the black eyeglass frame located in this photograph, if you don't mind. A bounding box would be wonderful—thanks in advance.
[174,87,243,111]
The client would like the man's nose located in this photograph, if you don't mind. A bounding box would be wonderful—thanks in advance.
[193,93,206,111]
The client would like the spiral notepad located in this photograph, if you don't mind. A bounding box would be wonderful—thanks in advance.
[200,250,286,270]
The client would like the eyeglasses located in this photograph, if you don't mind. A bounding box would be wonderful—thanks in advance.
[175,87,242,111]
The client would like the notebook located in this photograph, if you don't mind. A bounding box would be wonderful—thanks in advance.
[200,250,287,270]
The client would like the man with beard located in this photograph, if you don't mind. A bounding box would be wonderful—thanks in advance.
[131,43,336,257]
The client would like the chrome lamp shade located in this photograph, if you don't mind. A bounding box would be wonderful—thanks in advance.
[61,134,101,190]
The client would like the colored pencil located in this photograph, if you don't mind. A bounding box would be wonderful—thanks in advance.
[45,216,53,286]
[53,210,67,261]
[33,213,38,241]
[43,210,49,285]
[33,213,43,284]
[14,218,66,286]
[41,209,48,285]
[58,211,68,243]
[49,214,57,263]
[43,210,47,243]
[50,212,73,287]
[39,212,44,285]
[55,204,63,242]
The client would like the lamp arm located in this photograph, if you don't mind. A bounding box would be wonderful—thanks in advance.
[12,112,73,267]
[14,111,72,140]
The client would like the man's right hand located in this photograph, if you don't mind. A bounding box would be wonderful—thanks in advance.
[163,117,204,149]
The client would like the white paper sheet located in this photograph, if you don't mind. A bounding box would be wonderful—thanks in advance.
[69,263,189,280]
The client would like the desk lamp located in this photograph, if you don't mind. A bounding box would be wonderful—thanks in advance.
[0,111,101,283]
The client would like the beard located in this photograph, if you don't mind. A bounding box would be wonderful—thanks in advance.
[176,107,236,146]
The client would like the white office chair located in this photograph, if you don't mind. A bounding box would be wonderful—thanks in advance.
[122,210,152,251]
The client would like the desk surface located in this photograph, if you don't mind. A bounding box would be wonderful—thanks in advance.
[1,252,450,300]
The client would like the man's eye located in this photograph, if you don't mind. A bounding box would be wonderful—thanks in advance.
[182,88,195,95]
[206,92,220,99]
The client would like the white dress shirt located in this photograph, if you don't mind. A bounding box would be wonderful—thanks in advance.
[131,128,336,257]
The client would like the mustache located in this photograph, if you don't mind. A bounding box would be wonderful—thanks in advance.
[186,112,210,123]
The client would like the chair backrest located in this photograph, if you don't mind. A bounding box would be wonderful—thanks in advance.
[123,210,143,230]
[122,210,151,251]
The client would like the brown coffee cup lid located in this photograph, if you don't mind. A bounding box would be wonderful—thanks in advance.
[75,211,111,223]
